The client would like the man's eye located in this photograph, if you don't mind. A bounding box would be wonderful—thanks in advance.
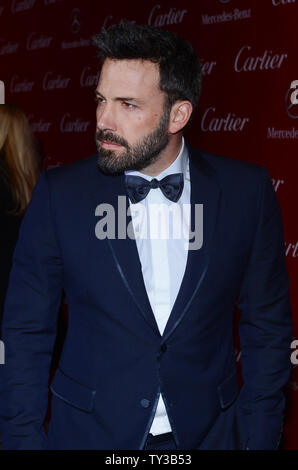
[123,102,135,109]
[95,97,104,105]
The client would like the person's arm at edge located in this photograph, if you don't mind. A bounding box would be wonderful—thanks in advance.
[237,167,292,450]
[0,170,63,450]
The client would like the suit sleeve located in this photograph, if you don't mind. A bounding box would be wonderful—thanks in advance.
[237,167,292,450]
[0,171,63,450]
[0,180,21,325]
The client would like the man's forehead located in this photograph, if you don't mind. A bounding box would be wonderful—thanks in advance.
[97,58,160,91]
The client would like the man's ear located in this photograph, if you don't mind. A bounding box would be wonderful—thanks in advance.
[168,100,193,134]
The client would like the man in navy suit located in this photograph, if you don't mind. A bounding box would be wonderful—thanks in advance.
[0,24,292,450]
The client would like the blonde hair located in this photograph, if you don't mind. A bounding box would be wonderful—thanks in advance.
[0,103,40,216]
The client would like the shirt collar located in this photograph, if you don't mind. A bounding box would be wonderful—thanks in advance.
[124,136,188,181]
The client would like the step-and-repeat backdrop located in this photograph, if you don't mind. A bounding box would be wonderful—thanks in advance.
[0,0,297,449]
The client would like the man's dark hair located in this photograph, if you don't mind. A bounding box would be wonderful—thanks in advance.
[92,24,202,117]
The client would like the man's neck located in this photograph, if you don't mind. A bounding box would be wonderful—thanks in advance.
[138,134,183,177]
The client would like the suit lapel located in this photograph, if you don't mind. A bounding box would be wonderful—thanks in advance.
[95,170,161,336]
[162,146,222,340]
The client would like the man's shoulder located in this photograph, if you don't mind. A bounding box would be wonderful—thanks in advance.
[189,146,269,185]
[45,154,99,182]
[43,154,117,195]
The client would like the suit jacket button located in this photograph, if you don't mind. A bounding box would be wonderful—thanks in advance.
[160,343,167,353]
[141,399,150,408]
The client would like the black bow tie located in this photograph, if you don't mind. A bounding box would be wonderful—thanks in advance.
[125,173,184,204]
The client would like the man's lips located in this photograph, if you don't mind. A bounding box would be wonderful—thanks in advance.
[100,140,122,149]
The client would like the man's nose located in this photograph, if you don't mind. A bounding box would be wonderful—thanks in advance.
[96,103,117,131]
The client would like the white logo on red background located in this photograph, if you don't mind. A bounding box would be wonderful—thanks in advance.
[271,178,284,192]
[26,33,53,51]
[290,81,298,104]
[10,75,34,93]
[285,241,298,258]
[43,71,71,90]
[148,4,188,26]
[201,7,251,25]
[270,81,298,138]
[44,0,64,4]
[286,80,298,119]
[234,45,288,72]
[28,114,52,133]
[80,66,100,88]
[11,0,36,14]
[71,8,80,34]
[272,0,296,6]
[102,16,136,31]
[60,113,90,133]
[200,59,217,76]
[201,107,250,132]
[61,39,91,50]
[0,39,19,55]
[268,127,298,139]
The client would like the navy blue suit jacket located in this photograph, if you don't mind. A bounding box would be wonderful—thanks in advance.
[0,144,292,449]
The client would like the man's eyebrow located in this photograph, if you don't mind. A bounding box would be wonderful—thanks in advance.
[94,90,104,98]
[114,97,143,104]
[94,90,144,105]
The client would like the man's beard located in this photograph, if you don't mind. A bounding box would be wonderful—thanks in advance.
[95,105,171,175]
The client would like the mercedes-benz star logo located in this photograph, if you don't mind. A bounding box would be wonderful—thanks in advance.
[286,80,298,119]
[71,8,81,34]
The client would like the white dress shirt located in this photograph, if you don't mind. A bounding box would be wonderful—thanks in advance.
[125,137,190,435]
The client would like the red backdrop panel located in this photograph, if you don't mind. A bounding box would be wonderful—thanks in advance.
[0,0,297,449]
